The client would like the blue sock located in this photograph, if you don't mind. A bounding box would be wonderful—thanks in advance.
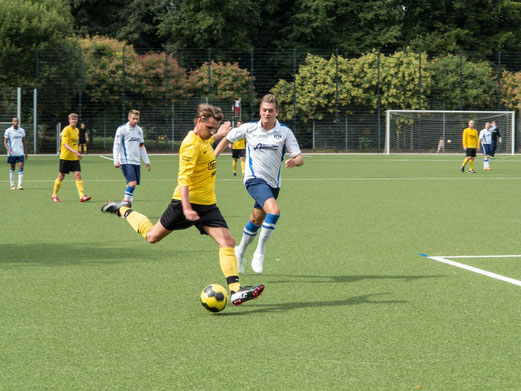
[124,185,135,200]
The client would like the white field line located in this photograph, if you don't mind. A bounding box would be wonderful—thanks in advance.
[420,254,521,287]
[98,155,113,161]
[439,255,521,259]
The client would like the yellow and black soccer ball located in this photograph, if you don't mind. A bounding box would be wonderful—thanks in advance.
[200,284,227,313]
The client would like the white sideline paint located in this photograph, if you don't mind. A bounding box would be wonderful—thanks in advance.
[440,255,521,259]
[420,254,521,287]
[98,155,113,161]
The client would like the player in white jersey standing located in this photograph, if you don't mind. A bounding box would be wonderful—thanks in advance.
[215,94,304,273]
[4,117,28,190]
[113,109,151,206]
[479,122,492,171]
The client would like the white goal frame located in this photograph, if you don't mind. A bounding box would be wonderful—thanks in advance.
[385,110,516,155]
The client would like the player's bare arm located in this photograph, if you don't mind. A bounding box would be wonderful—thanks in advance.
[4,138,11,155]
[285,154,304,168]
[213,121,232,141]
[180,186,199,221]
[64,143,82,159]
[214,137,230,158]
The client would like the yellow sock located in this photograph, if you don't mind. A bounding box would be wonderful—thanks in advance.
[84,145,87,154]
[240,160,245,174]
[462,157,469,167]
[53,178,62,196]
[232,160,237,174]
[470,159,475,170]
[124,208,153,240]
[75,180,85,198]
[219,247,240,292]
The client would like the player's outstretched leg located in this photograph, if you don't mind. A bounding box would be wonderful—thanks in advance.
[230,284,264,306]
[101,200,123,215]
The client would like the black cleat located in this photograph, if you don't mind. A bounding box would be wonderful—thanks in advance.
[230,284,264,306]
[460,166,464,172]
[469,170,476,174]
[101,201,123,216]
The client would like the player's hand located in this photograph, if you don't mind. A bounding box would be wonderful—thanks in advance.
[7,149,12,156]
[215,121,232,139]
[76,152,82,159]
[183,209,200,221]
[25,154,28,160]
[146,163,151,172]
[285,158,297,168]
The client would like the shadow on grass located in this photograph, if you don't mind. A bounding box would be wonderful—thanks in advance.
[0,241,206,267]
[219,293,406,315]
[262,274,445,284]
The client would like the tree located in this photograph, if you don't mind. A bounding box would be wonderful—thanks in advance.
[500,70,521,110]
[0,0,76,87]
[189,61,251,103]
[428,54,496,110]
[157,0,260,51]
[270,50,431,121]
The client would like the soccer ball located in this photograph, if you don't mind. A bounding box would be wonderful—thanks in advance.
[200,284,227,313]
[447,139,452,144]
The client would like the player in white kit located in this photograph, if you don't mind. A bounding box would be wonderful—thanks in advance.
[215,94,304,273]
[479,122,492,171]
[113,109,151,206]
[4,117,28,190]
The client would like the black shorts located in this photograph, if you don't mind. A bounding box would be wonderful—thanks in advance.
[466,148,477,157]
[159,200,228,235]
[59,159,81,174]
[232,149,245,159]
[79,138,87,144]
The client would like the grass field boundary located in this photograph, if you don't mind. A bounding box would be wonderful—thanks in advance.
[419,253,521,287]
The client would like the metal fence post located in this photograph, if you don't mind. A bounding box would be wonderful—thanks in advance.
[250,48,254,121]
[208,48,212,103]
[34,45,39,154]
[459,50,463,110]
[293,48,297,132]
[121,46,126,122]
[377,50,381,152]
[79,46,83,121]
[497,51,502,110]
[165,49,169,151]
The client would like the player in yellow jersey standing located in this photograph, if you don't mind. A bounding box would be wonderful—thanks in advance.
[230,121,245,176]
[101,104,264,306]
[460,120,479,174]
[52,113,91,202]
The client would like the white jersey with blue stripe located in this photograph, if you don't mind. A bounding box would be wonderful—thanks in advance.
[4,126,26,156]
[479,128,492,145]
[226,120,301,188]
[113,123,147,165]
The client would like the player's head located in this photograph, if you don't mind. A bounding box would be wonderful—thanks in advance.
[468,120,474,128]
[259,94,279,125]
[12,117,19,128]
[491,120,496,125]
[68,113,78,127]
[194,104,223,140]
[80,122,85,128]
[485,122,490,129]
[128,109,140,126]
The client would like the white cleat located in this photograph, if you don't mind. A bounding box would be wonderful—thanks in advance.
[235,246,246,274]
[251,252,264,274]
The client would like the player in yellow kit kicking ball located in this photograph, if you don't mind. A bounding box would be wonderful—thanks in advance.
[101,104,264,306]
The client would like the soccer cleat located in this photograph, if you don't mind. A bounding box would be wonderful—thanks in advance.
[233,172,237,176]
[460,166,464,173]
[235,246,246,274]
[80,195,91,202]
[251,252,265,274]
[121,198,132,207]
[52,195,61,202]
[230,284,264,306]
[10,185,15,190]
[486,167,492,171]
[101,201,123,215]
[17,185,23,190]
[469,170,476,174]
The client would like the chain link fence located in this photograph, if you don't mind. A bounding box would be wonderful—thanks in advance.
[2,48,521,153]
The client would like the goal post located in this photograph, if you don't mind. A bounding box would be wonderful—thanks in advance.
[385,110,515,155]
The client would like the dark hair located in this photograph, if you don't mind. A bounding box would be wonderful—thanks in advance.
[194,104,224,124]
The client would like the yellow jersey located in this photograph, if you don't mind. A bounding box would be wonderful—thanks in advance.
[60,125,79,160]
[462,127,479,149]
[172,131,217,205]
[232,138,246,149]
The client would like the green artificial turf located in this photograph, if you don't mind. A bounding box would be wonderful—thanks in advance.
[2,153,521,390]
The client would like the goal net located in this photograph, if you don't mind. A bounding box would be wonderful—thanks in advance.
[385,110,515,155]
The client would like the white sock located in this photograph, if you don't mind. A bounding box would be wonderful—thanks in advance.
[484,159,489,169]
[9,170,14,186]
[18,170,23,186]
[237,221,260,256]
[254,214,280,255]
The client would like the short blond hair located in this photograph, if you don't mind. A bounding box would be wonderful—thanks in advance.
[128,109,140,116]
[68,113,78,120]
[260,94,279,111]
[194,104,223,124]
